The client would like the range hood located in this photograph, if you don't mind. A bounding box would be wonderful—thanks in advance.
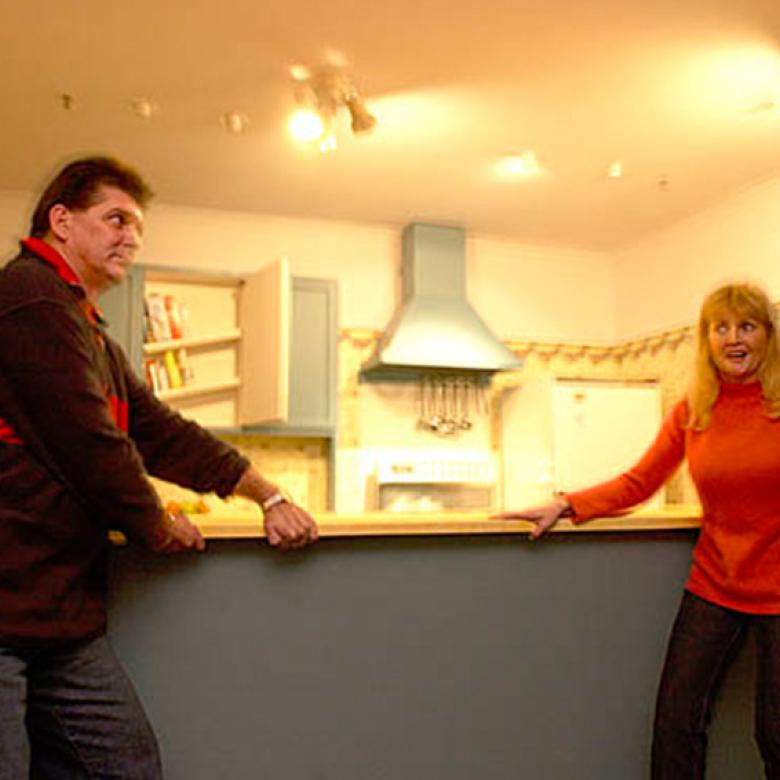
[362,223,522,375]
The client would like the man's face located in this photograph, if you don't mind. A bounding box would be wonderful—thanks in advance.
[59,185,145,292]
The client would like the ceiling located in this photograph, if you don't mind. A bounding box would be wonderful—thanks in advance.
[2,0,780,250]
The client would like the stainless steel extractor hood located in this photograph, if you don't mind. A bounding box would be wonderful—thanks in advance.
[362,223,522,374]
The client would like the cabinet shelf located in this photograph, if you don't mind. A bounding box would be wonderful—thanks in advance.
[143,329,242,355]
[157,378,240,403]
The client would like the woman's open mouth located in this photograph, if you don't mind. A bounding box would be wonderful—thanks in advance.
[725,349,748,360]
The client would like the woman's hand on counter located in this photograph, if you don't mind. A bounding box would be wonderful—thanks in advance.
[263,502,319,550]
[492,497,573,540]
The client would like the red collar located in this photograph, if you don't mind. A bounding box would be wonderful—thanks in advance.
[21,237,105,325]
[22,237,82,286]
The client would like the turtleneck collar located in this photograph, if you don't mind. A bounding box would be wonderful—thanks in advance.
[718,380,762,398]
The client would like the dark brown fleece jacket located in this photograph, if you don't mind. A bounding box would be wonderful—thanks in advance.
[0,246,248,644]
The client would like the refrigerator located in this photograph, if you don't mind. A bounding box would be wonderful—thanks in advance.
[500,377,663,510]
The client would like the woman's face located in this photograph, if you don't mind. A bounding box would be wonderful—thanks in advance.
[707,308,769,383]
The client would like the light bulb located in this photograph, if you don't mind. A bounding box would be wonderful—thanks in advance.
[318,132,338,153]
[289,109,325,142]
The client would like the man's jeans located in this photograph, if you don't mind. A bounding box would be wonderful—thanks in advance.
[653,590,780,779]
[0,635,162,779]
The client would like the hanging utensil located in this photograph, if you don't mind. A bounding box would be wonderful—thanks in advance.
[437,376,454,435]
[458,376,472,430]
[417,375,428,430]
[428,375,443,432]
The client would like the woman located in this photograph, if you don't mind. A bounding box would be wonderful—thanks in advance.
[498,282,780,779]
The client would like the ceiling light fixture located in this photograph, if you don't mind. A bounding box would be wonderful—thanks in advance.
[745,95,780,114]
[221,111,250,134]
[498,151,543,178]
[289,109,324,142]
[288,66,376,151]
[762,95,780,114]
[132,99,159,120]
[344,90,377,134]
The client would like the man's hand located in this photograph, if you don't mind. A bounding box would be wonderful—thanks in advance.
[153,511,206,553]
[263,501,319,550]
[232,467,319,551]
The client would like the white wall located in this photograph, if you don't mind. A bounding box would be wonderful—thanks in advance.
[142,206,617,342]
[0,192,616,342]
[142,206,400,332]
[469,236,615,343]
[5,173,780,343]
[613,176,780,340]
[0,190,34,261]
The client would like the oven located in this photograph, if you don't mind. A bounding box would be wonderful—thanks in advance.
[370,451,497,512]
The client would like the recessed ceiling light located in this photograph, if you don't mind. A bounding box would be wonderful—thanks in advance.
[289,64,310,81]
[221,111,250,134]
[131,99,159,120]
[323,48,349,68]
[497,151,544,178]
[766,95,780,114]
[607,161,623,179]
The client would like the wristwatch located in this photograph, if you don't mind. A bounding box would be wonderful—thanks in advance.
[260,492,288,513]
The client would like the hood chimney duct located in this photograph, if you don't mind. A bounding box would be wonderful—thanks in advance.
[361,223,522,376]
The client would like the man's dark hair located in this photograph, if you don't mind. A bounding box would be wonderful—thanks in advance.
[29,156,154,238]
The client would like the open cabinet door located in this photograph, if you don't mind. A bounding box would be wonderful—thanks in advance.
[238,257,290,425]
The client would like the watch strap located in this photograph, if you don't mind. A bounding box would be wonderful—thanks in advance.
[260,492,287,513]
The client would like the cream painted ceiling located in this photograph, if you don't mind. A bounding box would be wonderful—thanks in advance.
[2,0,780,250]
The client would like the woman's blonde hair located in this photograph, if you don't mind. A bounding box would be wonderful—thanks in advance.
[688,282,780,429]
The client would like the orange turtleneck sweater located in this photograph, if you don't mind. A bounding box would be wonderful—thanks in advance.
[567,382,780,614]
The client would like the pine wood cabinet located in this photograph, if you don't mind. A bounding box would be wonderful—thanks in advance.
[100,260,338,434]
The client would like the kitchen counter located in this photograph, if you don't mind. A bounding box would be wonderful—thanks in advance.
[187,504,702,539]
[107,499,760,780]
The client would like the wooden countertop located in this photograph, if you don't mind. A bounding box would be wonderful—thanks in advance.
[188,504,702,540]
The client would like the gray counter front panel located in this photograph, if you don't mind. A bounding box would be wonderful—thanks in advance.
[108,534,759,779]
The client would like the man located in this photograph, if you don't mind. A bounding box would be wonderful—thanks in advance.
[0,156,319,778]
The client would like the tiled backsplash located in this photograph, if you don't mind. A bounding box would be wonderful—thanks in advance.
[341,324,699,508]
[153,323,700,513]
[152,435,329,513]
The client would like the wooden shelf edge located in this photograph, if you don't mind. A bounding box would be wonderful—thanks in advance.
[144,268,243,287]
[143,329,241,355]
[157,377,240,402]
[238,424,336,438]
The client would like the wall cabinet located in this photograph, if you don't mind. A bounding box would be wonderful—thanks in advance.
[100,261,338,435]
[248,276,338,434]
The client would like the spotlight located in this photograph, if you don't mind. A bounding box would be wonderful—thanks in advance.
[344,92,377,135]
[289,109,325,142]
[288,67,376,149]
